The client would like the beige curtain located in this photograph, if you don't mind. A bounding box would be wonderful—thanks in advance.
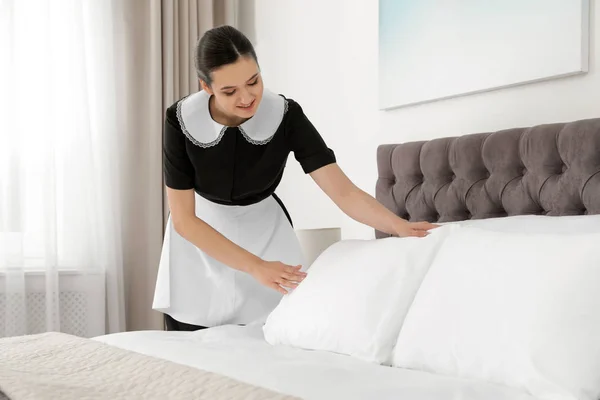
[114,0,241,332]
[161,0,240,223]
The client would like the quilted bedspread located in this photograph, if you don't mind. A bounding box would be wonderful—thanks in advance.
[0,332,299,400]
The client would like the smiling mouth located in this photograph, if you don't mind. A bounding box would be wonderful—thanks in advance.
[237,99,255,109]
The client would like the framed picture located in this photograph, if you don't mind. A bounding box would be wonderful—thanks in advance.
[378,0,590,110]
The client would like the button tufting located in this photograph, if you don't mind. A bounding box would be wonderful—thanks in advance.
[561,165,567,173]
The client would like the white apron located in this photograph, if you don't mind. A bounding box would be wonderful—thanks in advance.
[152,192,305,327]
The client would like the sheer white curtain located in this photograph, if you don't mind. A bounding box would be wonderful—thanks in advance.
[0,0,245,336]
[0,0,125,337]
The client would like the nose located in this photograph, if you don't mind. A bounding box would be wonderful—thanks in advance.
[239,88,252,104]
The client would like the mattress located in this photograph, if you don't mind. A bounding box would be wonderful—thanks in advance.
[94,323,539,400]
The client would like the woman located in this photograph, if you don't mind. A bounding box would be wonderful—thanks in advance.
[152,25,437,331]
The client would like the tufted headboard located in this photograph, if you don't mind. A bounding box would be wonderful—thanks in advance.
[375,118,600,239]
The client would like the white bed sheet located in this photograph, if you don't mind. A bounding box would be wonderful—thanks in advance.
[95,324,538,400]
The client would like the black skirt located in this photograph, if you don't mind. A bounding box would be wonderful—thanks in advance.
[164,314,207,332]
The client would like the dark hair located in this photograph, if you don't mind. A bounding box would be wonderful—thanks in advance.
[194,25,258,85]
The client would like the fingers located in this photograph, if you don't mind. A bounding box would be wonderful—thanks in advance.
[279,270,304,289]
[413,221,440,230]
[282,271,305,281]
[412,229,428,237]
[402,228,428,237]
[260,262,307,294]
[284,264,305,275]
[269,282,288,295]
[269,278,298,294]
[281,266,304,288]
[283,265,307,282]
[277,279,299,289]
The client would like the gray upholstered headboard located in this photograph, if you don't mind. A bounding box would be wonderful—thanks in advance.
[375,118,600,238]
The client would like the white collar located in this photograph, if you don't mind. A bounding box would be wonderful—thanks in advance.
[176,88,288,148]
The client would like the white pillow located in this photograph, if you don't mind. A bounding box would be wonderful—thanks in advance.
[392,226,600,400]
[263,225,455,364]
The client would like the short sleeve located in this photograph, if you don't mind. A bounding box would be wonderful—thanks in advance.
[285,100,336,174]
[163,105,195,190]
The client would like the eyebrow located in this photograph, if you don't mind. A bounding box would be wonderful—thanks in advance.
[220,73,259,91]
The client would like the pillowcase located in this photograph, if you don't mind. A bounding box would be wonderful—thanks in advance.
[392,226,600,400]
[263,225,455,364]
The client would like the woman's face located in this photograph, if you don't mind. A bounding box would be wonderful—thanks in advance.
[201,56,263,124]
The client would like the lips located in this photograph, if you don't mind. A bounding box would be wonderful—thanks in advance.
[237,99,255,110]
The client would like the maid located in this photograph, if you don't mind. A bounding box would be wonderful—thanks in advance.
[152,25,437,331]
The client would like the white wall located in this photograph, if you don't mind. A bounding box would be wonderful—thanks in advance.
[249,0,599,240]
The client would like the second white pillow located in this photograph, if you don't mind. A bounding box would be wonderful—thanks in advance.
[392,226,600,400]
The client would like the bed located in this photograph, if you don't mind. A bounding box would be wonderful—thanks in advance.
[2,117,600,400]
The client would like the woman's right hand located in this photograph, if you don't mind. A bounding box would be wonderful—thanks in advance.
[249,260,307,295]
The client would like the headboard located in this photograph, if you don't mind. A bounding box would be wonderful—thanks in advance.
[375,118,600,238]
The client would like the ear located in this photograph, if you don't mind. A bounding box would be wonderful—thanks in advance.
[200,80,213,94]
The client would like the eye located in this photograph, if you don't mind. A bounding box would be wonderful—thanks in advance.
[248,78,259,86]
[224,90,236,96]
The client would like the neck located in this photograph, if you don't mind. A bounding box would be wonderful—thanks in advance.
[209,96,247,127]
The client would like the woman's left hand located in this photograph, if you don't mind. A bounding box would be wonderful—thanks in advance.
[394,220,440,238]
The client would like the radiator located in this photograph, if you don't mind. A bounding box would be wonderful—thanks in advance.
[0,271,105,338]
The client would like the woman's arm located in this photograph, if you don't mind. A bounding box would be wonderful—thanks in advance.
[309,164,438,237]
[166,188,306,293]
